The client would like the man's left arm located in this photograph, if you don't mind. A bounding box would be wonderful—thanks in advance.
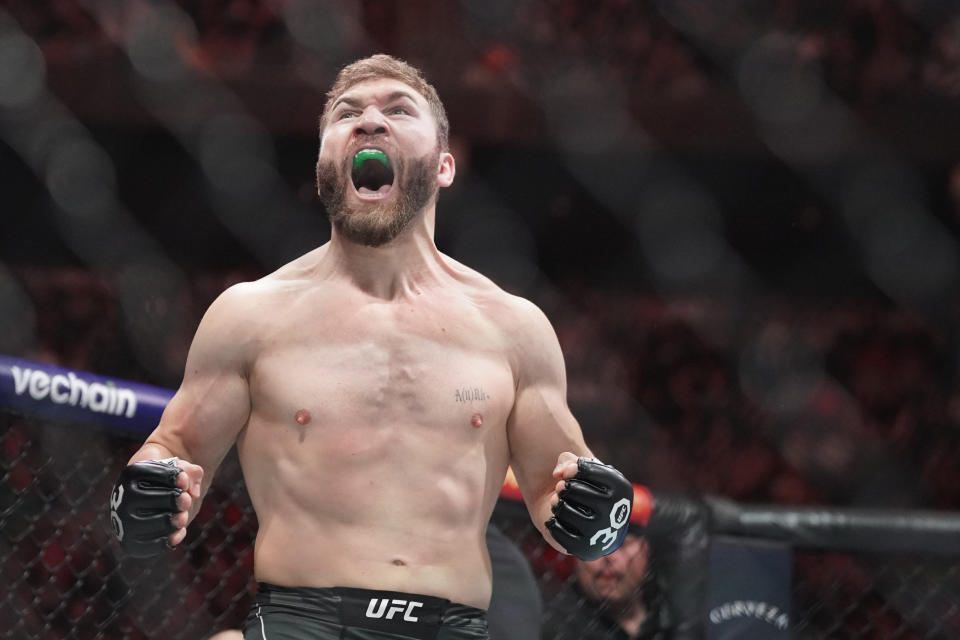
[505,300,634,561]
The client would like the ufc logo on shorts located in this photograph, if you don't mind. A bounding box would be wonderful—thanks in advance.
[589,497,631,551]
[365,598,424,622]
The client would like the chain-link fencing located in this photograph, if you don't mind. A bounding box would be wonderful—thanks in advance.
[4,409,960,639]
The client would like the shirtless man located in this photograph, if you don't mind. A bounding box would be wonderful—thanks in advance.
[109,55,634,640]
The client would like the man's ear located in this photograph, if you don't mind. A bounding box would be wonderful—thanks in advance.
[437,152,456,188]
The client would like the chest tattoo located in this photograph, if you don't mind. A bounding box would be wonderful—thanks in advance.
[454,386,488,403]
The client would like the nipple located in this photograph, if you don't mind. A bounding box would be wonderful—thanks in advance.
[295,409,312,425]
[471,413,483,428]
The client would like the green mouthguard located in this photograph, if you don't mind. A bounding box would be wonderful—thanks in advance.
[353,149,391,171]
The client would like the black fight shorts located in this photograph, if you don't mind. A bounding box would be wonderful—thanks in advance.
[243,583,490,640]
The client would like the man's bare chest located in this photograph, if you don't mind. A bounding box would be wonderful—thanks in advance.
[246,300,516,435]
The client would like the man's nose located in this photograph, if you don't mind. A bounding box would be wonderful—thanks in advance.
[354,107,387,137]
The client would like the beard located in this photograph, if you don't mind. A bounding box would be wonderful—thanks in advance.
[316,147,439,247]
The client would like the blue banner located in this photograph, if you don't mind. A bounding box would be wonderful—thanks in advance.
[0,355,173,434]
[704,535,792,640]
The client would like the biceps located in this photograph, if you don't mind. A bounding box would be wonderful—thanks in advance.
[153,370,251,470]
[507,384,589,495]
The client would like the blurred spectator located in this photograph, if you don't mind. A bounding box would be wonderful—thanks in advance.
[542,533,669,640]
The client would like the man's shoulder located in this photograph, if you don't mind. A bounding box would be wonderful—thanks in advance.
[198,272,313,340]
[440,254,546,326]
[263,246,326,283]
[208,277,280,313]
[193,273,317,363]
[213,251,325,310]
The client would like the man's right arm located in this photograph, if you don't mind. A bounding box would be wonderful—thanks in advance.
[504,297,634,562]
[112,284,255,555]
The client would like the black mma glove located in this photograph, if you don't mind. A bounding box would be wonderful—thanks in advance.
[109,457,183,558]
[545,457,634,561]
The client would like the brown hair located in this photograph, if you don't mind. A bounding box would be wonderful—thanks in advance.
[319,54,450,151]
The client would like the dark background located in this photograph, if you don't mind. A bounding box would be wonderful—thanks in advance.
[2,0,960,507]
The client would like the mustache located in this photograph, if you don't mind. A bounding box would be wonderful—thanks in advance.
[345,135,394,163]
[350,133,389,150]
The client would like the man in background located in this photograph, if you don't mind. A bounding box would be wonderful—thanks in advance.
[542,534,669,639]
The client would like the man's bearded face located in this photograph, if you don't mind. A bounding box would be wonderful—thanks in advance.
[316,142,439,247]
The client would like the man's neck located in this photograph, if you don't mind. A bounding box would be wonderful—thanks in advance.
[323,215,449,299]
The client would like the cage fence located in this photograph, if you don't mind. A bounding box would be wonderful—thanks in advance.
[3,411,960,639]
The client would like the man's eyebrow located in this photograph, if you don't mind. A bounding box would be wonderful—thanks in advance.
[385,90,419,105]
[331,90,420,111]
[331,95,361,111]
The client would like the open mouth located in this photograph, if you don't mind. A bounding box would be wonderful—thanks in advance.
[351,149,395,197]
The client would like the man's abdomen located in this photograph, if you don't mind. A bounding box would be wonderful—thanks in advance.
[250,515,495,609]
[238,417,506,609]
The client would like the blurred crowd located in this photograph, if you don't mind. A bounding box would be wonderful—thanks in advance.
[1,0,959,106]
[2,1,960,638]
[544,284,959,511]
